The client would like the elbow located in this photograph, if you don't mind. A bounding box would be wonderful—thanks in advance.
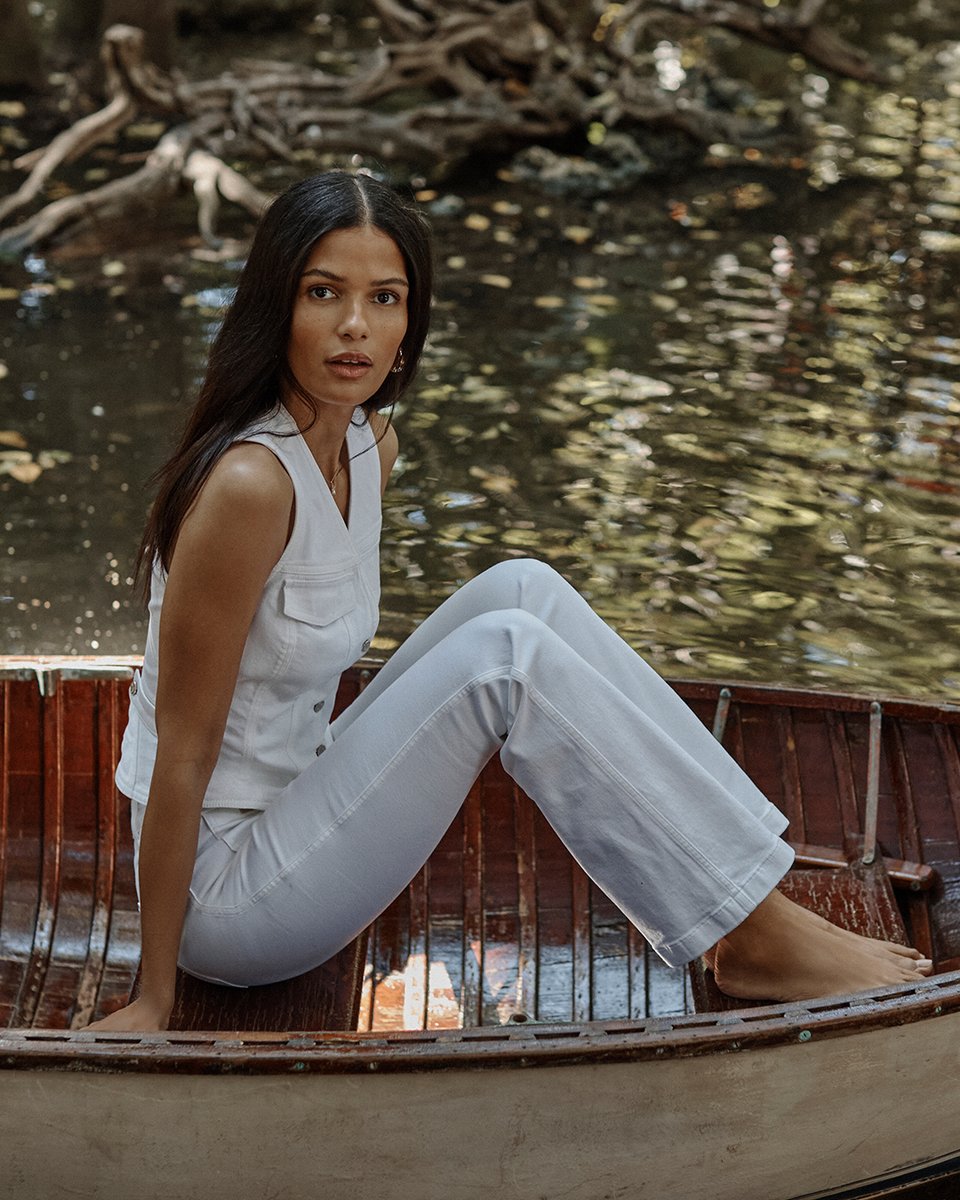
[151,733,223,805]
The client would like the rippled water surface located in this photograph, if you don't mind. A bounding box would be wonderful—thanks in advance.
[2,16,960,699]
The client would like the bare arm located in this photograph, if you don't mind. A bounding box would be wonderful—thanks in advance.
[88,444,292,1030]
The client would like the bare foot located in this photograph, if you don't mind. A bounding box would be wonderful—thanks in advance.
[711,888,933,1002]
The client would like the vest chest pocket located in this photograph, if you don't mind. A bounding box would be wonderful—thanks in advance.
[281,576,358,677]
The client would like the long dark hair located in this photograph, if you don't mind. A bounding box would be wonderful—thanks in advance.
[136,170,433,588]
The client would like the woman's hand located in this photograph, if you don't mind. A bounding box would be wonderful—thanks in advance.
[83,995,172,1033]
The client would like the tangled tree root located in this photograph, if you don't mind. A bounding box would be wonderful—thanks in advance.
[0,0,884,253]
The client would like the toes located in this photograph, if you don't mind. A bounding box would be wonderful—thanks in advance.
[888,943,923,959]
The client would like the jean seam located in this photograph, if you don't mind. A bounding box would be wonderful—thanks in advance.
[519,677,745,893]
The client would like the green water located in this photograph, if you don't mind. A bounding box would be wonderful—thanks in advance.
[2,9,960,699]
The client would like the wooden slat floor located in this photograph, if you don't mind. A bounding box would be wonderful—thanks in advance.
[3,666,959,1032]
[356,762,694,1032]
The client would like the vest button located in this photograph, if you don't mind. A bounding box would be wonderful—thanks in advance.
[129,676,138,696]
[361,638,371,653]
[315,744,326,756]
[313,700,325,713]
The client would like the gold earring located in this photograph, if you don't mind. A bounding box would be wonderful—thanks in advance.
[391,347,405,374]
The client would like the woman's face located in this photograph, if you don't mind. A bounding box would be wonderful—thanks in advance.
[285,224,409,411]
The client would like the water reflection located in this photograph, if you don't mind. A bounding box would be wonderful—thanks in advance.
[2,24,960,699]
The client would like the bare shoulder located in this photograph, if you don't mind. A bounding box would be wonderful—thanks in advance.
[204,442,293,512]
[369,413,399,488]
[175,442,293,569]
[206,441,289,496]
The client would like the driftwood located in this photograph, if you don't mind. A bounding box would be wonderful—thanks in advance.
[0,0,887,253]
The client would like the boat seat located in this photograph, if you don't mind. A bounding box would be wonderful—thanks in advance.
[0,669,369,1032]
[688,849,910,1013]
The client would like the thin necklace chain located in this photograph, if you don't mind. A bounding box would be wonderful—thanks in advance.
[325,442,347,497]
[327,459,345,497]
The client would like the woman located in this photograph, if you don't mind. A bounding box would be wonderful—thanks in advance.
[91,172,931,1032]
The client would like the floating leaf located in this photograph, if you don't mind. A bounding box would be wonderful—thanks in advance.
[468,466,516,495]
[480,273,512,289]
[446,255,466,269]
[36,450,73,469]
[0,431,27,449]
[0,288,19,301]
[464,213,491,232]
[563,226,593,244]
[703,650,751,674]
[0,362,7,379]
[573,276,607,290]
[5,461,42,483]
[492,201,521,215]
[751,591,797,610]
[0,101,26,118]
[534,296,565,309]
[920,231,960,253]
[102,260,126,277]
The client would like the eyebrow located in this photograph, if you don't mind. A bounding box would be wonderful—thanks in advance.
[302,268,409,288]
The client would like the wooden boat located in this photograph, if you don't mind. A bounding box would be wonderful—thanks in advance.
[3,656,960,1200]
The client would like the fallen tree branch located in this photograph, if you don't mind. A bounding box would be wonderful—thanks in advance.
[0,121,208,255]
[183,148,271,247]
[641,0,885,83]
[0,0,892,252]
[0,26,158,225]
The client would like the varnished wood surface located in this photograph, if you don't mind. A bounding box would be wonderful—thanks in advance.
[3,660,960,1041]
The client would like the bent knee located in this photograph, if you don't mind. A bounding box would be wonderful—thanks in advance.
[480,557,565,595]
[456,608,557,663]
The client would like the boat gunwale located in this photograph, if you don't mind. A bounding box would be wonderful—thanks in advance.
[2,969,960,1075]
[5,655,960,1074]
[3,656,959,722]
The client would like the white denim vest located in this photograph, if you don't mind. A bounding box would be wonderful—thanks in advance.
[115,404,381,811]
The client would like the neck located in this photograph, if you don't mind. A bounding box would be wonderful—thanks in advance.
[282,393,355,481]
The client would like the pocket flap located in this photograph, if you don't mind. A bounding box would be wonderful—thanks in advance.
[282,576,356,626]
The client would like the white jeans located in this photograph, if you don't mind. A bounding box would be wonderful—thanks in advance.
[134,560,793,986]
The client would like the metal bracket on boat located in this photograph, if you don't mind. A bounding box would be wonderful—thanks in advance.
[862,701,882,867]
[34,666,56,698]
[711,687,732,742]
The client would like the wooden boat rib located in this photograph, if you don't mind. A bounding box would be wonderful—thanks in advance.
[3,657,960,1200]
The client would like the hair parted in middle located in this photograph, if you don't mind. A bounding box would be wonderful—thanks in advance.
[136,169,434,585]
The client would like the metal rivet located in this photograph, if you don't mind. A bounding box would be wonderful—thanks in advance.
[798,1030,812,1042]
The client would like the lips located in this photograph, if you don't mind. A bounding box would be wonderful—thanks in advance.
[327,353,372,366]
[326,352,373,380]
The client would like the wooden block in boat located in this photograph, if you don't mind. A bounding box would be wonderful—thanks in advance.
[165,932,370,1033]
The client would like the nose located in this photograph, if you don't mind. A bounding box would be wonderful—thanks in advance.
[337,297,369,339]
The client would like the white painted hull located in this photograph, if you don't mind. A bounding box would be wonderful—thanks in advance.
[3,1007,959,1200]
